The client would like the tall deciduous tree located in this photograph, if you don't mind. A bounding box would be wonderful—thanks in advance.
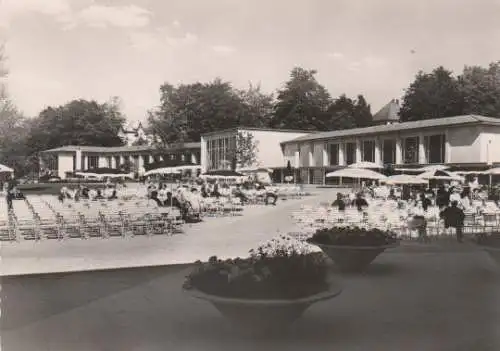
[271,67,332,130]
[148,79,247,146]
[458,62,500,117]
[237,82,274,128]
[326,95,357,130]
[26,98,126,153]
[353,95,373,127]
[399,66,463,122]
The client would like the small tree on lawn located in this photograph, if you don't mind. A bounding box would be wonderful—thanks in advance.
[230,131,258,171]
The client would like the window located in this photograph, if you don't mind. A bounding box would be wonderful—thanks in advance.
[345,142,356,165]
[382,139,396,165]
[403,136,419,164]
[425,134,446,164]
[106,156,112,168]
[206,135,235,170]
[114,156,120,168]
[361,140,375,162]
[328,144,339,165]
[88,156,99,169]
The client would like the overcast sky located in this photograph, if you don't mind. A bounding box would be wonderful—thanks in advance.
[1,0,500,123]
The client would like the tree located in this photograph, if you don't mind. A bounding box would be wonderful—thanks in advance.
[458,62,500,117]
[237,82,274,128]
[26,99,126,154]
[271,67,332,130]
[148,78,248,146]
[326,95,358,130]
[0,44,36,177]
[353,95,373,127]
[399,66,463,122]
[228,131,258,170]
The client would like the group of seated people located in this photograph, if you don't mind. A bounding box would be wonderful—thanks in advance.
[148,180,279,207]
[58,184,118,202]
[329,184,500,243]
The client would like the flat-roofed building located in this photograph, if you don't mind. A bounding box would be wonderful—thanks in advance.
[281,115,500,184]
[39,143,200,179]
[200,127,312,179]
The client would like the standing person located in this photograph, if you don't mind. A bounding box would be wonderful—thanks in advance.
[331,192,346,211]
[440,201,466,243]
[6,184,13,210]
[436,185,449,208]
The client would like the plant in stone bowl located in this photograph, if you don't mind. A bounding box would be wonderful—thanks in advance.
[306,226,400,273]
[183,235,342,332]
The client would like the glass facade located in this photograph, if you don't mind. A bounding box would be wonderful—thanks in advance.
[88,156,99,169]
[425,134,446,164]
[361,140,375,162]
[382,139,396,165]
[328,144,339,165]
[345,142,356,165]
[206,135,237,170]
[403,136,419,164]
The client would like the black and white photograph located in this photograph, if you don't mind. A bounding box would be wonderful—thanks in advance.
[1,0,500,350]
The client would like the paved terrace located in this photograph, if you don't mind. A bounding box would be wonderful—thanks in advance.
[0,188,336,276]
[2,245,500,350]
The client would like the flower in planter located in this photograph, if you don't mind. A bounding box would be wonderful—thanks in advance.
[183,234,330,299]
[308,225,399,247]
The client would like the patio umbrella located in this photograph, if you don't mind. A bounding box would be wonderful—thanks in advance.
[0,164,14,173]
[485,167,500,175]
[417,170,463,181]
[347,161,383,169]
[419,165,449,172]
[75,168,133,178]
[238,166,273,173]
[144,167,182,176]
[199,170,246,181]
[326,168,387,180]
[384,174,428,185]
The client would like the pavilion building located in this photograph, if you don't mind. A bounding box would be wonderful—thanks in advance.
[40,143,200,179]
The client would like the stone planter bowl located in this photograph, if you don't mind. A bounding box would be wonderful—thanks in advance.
[184,280,342,333]
[307,240,399,273]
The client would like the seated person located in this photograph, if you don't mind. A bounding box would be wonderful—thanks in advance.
[232,185,249,203]
[387,189,397,201]
[80,186,90,199]
[95,189,104,200]
[107,188,118,200]
[331,193,346,211]
[352,193,369,212]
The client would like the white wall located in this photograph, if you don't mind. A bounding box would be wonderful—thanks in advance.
[480,125,500,164]
[447,125,482,164]
[57,153,74,179]
[248,130,310,168]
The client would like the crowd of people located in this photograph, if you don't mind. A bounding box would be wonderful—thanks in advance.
[330,182,500,243]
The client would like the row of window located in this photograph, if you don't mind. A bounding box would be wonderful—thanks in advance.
[206,136,237,170]
[317,134,446,166]
[73,153,196,170]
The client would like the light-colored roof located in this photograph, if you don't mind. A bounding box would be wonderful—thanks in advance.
[282,115,500,144]
[373,99,400,122]
[201,126,314,137]
[41,142,200,154]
